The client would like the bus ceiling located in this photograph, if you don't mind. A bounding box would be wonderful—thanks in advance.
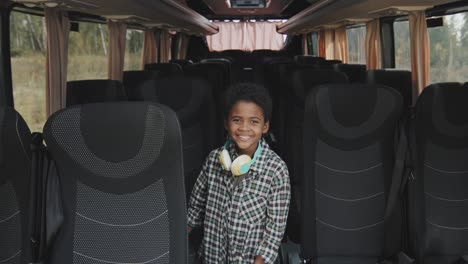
[7,0,218,36]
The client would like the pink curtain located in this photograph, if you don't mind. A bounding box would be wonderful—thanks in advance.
[324,29,335,60]
[318,30,326,58]
[206,21,284,51]
[108,20,127,81]
[141,29,158,69]
[365,19,382,70]
[409,11,430,99]
[177,33,190,59]
[44,7,69,116]
[159,29,172,63]
[334,27,349,63]
[302,34,309,55]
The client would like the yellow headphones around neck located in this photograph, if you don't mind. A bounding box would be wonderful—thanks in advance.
[219,139,262,176]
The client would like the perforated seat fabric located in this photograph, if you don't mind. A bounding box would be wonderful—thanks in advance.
[43,102,187,264]
[0,107,32,264]
[123,70,160,101]
[409,83,468,264]
[367,70,413,109]
[144,63,183,76]
[66,80,127,107]
[333,64,367,83]
[285,69,349,243]
[300,84,404,262]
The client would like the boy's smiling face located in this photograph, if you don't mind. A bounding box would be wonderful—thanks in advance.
[225,100,269,157]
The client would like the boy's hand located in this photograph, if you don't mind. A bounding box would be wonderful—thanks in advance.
[253,255,265,264]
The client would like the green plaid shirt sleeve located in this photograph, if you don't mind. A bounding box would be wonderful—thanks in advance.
[254,164,290,263]
[187,155,211,228]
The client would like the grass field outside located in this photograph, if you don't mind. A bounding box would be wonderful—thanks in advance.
[11,52,141,132]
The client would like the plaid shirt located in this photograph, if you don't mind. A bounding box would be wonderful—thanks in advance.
[188,139,290,264]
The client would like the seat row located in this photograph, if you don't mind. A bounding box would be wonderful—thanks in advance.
[0,102,188,264]
[1,81,467,264]
[280,82,468,264]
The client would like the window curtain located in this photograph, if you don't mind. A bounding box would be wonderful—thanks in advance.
[108,20,127,81]
[409,11,430,98]
[159,29,172,63]
[324,29,335,60]
[44,7,69,117]
[318,30,326,58]
[302,34,309,55]
[176,33,189,60]
[334,27,349,63]
[206,21,284,51]
[141,29,158,69]
[365,19,382,70]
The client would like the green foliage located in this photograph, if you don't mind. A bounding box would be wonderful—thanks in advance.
[394,13,468,83]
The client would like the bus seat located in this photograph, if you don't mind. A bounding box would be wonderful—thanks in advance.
[333,64,367,83]
[123,70,160,101]
[299,84,404,263]
[199,60,232,86]
[0,107,33,264]
[185,63,229,144]
[367,70,413,110]
[169,59,193,68]
[144,62,183,76]
[66,80,127,107]
[409,82,468,264]
[294,55,325,65]
[43,102,187,264]
[127,75,219,197]
[285,69,349,244]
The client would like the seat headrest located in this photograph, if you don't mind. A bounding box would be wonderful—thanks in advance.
[66,79,127,106]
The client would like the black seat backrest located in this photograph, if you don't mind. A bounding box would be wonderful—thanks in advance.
[367,70,413,109]
[66,80,127,107]
[169,59,193,68]
[0,107,32,264]
[333,64,367,83]
[290,68,349,107]
[43,102,187,264]
[285,68,349,243]
[300,84,403,262]
[294,55,325,65]
[184,63,229,119]
[410,82,468,264]
[127,75,219,196]
[199,59,232,84]
[123,70,160,101]
[144,63,183,76]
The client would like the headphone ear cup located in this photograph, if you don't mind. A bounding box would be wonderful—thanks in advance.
[219,149,232,171]
[231,154,252,176]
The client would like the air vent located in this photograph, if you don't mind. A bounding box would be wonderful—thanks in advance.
[229,0,266,8]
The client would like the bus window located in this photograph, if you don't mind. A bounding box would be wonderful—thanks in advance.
[346,26,366,64]
[394,19,411,70]
[428,12,468,83]
[10,11,46,132]
[124,29,143,71]
[308,32,318,56]
[68,22,108,81]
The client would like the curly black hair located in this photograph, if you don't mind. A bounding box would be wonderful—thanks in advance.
[223,83,272,122]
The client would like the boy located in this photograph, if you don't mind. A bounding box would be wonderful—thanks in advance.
[188,83,290,264]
